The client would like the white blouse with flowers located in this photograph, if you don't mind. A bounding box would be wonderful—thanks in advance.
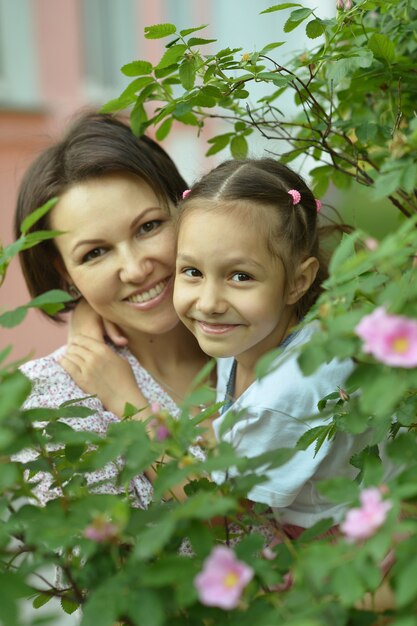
[18,344,181,508]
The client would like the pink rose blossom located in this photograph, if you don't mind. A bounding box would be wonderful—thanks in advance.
[83,517,119,543]
[341,487,392,542]
[155,424,171,441]
[194,546,254,610]
[150,402,161,414]
[336,0,352,9]
[355,306,417,368]
[364,237,379,251]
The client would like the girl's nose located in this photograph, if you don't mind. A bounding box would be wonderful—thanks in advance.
[196,281,227,315]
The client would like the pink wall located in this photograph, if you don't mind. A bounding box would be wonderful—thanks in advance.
[1,0,86,362]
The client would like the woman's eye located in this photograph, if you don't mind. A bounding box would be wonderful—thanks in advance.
[231,272,252,282]
[183,267,202,278]
[138,220,162,235]
[82,247,107,263]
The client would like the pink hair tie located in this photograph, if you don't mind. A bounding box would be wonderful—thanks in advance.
[315,199,322,212]
[182,189,191,199]
[287,189,301,205]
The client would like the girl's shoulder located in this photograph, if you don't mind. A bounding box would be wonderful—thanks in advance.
[255,322,354,401]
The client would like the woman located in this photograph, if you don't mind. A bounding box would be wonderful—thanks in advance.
[15,111,208,507]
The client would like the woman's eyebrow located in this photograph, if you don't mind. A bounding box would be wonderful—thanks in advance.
[71,207,161,253]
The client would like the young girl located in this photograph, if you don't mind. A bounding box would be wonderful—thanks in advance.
[173,158,376,532]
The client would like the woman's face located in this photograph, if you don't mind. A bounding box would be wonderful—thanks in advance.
[50,172,179,338]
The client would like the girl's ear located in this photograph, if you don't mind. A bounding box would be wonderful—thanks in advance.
[286,256,319,305]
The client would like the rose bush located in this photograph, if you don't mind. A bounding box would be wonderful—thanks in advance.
[2,1,417,624]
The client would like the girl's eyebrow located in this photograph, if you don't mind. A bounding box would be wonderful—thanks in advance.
[177,252,263,270]
[71,207,161,254]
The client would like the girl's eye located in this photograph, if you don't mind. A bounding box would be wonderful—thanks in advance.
[138,220,162,235]
[183,267,202,278]
[82,247,107,263]
[231,272,252,282]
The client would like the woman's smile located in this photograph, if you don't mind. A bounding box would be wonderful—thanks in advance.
[124,277,173,309]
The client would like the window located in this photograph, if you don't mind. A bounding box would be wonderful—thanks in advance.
[0,0,39,108]
[81,0,136,102]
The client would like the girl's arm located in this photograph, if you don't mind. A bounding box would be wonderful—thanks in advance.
[69,299,128,346]
[59,335,150,420]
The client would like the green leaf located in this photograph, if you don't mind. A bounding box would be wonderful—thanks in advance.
[33,593,53,609]
[306,19,326,39]
[359,370,408,418]
[206,133,231,156]
[230,135,248,159]
[156,44,187,70]
[329,232,359,275]
[179,58,196,90]
[130,101,148,137]
[260,3,302,14]
[155,116,173,141]
[187,37,216,46]
[121,60,153,76]
[0,306,28,328]
[259,42,285,54]
[29,289,73,307]
[316,476,358,504]
[0,371,32,421]
[368,33,396,63]
[20,198,58,234]
[0,463,19,490]
[61,596,79,615]
[395,556,417,607]
[144,23,177,39]
[180,25,209,37]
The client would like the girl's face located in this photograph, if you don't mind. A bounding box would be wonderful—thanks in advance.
[50,172,179,339]
[174,208,301,370]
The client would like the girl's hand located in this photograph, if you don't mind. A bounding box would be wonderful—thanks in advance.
[69,300,128,346]
[59,335,147,418]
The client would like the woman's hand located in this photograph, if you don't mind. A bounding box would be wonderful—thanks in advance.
[59,335,147,418]
[69,300,128,346]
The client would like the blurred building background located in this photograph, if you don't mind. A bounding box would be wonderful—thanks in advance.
[1,0,338,366]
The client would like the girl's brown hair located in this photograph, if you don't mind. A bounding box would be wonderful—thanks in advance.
[178,158,336,319]
[14,111,188,320]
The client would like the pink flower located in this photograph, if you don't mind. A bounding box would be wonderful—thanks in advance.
[155,424,171,441]
[150,401,160,413]
[341,487,392,542]
[83,517,119,543]
[336,0,352,9]
[364,237,379,251]
[355,306,417,368]
[194,546,254,610]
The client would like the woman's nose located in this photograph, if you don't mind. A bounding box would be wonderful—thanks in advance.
[119,248,153,283]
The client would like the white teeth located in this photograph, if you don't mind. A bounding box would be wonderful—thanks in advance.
[127,280,166,304]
